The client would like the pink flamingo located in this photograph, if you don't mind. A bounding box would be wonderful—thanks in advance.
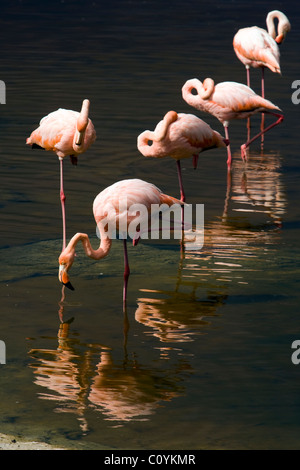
[233,10,291,96]
[137,110,227,202]
[182,78,283,165]
[26,99,96,250]
[58,179,183,302]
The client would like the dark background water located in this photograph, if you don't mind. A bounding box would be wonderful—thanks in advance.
[0,0,300,450]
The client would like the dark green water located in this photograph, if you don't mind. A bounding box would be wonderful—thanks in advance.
[1,0,300,450]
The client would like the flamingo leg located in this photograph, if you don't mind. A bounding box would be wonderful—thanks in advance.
[246,66,250,88]
[176,160,185,203]
[241,112,284,159]
[123,239,130,305]
[224,125,232,170]
[59,157,66,251]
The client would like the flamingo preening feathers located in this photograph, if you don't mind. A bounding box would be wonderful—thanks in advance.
[233,10,291,95]
[182,78,283,164]
[26,99,96,250]
[58,179,184,302]
[137,110,227,202]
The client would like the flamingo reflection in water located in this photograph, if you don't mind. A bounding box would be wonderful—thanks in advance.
[28,323,191,428]
[222,150,286,227]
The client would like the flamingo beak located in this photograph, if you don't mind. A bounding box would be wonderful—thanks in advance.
[59,264,75,291]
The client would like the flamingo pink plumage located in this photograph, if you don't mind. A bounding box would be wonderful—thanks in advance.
[26,99,96,250]
[137,110,227,202]
[233,10,290,139]
[182,78,283,164]
[58,179,183,302]
[233,10,291,95]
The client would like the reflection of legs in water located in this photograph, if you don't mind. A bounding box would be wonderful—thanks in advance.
[59,158,67,251]
[58,285,66,323]
[260,67,265,149]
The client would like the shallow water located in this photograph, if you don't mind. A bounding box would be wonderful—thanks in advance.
[1,0,300,450]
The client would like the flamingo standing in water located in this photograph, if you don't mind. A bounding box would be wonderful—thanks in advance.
[182,78,283,165]
[233,10,291,95]
[26,99,96,250]
[58,179,183,303]
[137,110,227,202]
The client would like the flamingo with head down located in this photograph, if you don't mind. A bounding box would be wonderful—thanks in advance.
[137,110,227,202]
[26,99,96,250]
[182,78,283,164]
[58,178,184,303]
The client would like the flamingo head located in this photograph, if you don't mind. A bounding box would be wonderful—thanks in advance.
[58,248,75,290]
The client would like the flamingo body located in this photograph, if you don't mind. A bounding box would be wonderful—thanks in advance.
[58,179,183,298]
[137,111,226,201]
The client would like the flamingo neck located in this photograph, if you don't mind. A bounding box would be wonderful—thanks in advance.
[155,111,178,141]
[137,111,178,157]
[182,78,215,106]
[137,130,156,156]
[68,230,112,261]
